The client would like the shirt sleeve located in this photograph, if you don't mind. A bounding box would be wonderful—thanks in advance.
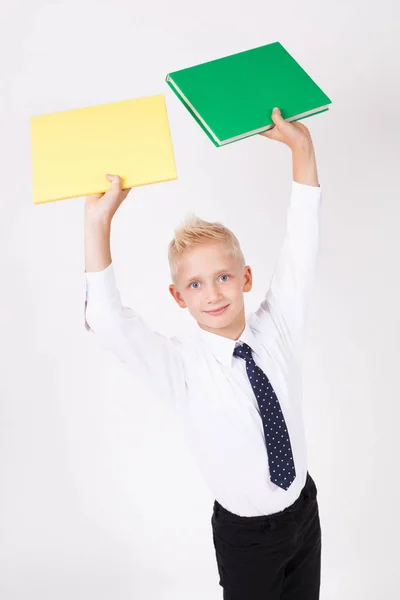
[254,180,323,357]
[84,262,187,411]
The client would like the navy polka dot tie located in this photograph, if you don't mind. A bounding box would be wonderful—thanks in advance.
[233,342,296,490]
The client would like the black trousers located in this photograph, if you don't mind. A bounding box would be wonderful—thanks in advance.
[211,472,321,600]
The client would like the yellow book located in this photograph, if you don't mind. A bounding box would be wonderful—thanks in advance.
[30,94,177,204]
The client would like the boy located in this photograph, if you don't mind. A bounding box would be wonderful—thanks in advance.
[83,107,323,600]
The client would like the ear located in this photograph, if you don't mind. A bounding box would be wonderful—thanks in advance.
[169,284,187,309]
[243,266,252,293]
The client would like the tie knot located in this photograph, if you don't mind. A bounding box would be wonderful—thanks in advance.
[233,342,253,361]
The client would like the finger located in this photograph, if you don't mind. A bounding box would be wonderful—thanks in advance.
[260,131,272,138]
[106,174,122,193]
[260,107,281,137]
[260,126,276,138]
[271,107,285,126]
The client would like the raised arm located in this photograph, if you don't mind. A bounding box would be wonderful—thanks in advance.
[255,109,322,356]
[261,107,319,188]
[83,176,187,411]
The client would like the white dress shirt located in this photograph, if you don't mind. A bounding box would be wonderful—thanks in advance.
[84,180,322,517]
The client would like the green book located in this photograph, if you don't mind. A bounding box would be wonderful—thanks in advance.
[166,42,332,147]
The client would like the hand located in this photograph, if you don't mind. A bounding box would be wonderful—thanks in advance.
[260,107,313,151]
[84,175,131,223]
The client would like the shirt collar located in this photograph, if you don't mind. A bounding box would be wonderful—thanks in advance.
[195,319,263,367]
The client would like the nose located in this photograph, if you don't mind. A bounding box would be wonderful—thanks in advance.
[206,285,224,304]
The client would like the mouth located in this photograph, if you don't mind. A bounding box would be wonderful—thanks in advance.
[204,304,230,316]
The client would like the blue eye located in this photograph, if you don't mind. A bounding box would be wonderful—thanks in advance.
[189,275,230,289]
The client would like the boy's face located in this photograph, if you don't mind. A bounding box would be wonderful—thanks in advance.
[169,242,252,339]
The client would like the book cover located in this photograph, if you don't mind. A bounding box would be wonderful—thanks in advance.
[166,42,332,146]
[30,94,177,204]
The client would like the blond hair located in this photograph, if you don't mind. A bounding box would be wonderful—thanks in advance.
[168,212,245,284]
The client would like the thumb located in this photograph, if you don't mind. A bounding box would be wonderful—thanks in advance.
[106,174,122,193]
[271,107,284,126]
[261,107,282,137]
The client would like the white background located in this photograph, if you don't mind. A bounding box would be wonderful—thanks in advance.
[1,0,399,598]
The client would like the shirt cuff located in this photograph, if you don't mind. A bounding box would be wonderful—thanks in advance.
[290,179,322,209]
[85,262,119,303]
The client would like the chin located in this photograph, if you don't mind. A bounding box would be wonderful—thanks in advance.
[205,310,235,325]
